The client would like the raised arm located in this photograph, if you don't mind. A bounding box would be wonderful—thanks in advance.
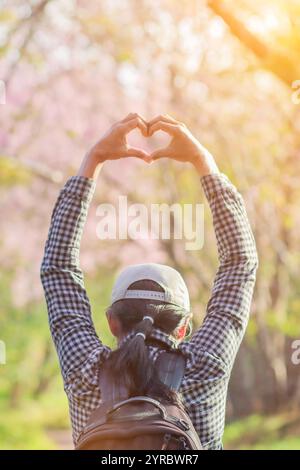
[185,173,258,375]
[40,113,149,383]
[147,114,258,376]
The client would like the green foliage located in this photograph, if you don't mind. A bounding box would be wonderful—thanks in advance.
[0,271,115,449]
[0,156,31,187]
[224,413,300,450]
[0,386,70,450]
[0,9,16,23]
[0,415,56,450]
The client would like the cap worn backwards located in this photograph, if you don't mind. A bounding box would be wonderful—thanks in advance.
[111,263,190,312]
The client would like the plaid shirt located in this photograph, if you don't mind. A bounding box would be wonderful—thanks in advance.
[41,173,258,450]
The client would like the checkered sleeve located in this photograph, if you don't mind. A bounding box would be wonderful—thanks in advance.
[40,176,111,385]
[179,173,258,448]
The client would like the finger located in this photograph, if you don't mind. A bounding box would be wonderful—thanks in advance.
[120,112,136,123]
[150,147,170,161]
[120,112,148,125]
[148,114,181,128]
[126,146,151,160]
[164,114,186,127]
[121,116,148,137]
[148,121,179,137]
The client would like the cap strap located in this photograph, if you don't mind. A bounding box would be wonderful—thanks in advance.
[124,290,166,301]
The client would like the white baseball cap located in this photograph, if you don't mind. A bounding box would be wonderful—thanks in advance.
[111,263,190,311]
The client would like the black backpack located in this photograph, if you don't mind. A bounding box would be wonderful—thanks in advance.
[76,351,202,450]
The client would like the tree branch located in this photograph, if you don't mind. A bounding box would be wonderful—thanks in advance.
[207,0,300,86]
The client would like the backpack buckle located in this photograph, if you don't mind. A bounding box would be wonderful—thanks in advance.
[177,418,190,431]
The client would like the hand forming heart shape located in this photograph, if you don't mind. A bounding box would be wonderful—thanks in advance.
[123,113,200,164]
[126,120,171,161]
[90,112,211,169]
[109,112,186,164]
[82,113,218,178]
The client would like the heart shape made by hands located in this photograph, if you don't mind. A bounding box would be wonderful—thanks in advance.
[126,126,171,160]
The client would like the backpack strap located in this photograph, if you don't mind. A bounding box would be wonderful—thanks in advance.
[99,367,129,403]
[155,351,186,391]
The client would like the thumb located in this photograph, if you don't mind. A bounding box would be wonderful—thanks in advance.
[126,146,151,161]
[150,147,169,161]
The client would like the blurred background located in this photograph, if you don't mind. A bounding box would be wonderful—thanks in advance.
[0,0,300,450]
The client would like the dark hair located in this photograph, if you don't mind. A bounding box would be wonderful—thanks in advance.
[104,280,189,404]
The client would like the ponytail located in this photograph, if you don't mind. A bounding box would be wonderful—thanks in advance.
[104,280,189,404]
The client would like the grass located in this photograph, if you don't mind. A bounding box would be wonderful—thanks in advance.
[0,409,57,450]
[224,411,300,450]
[0,385,69,450]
